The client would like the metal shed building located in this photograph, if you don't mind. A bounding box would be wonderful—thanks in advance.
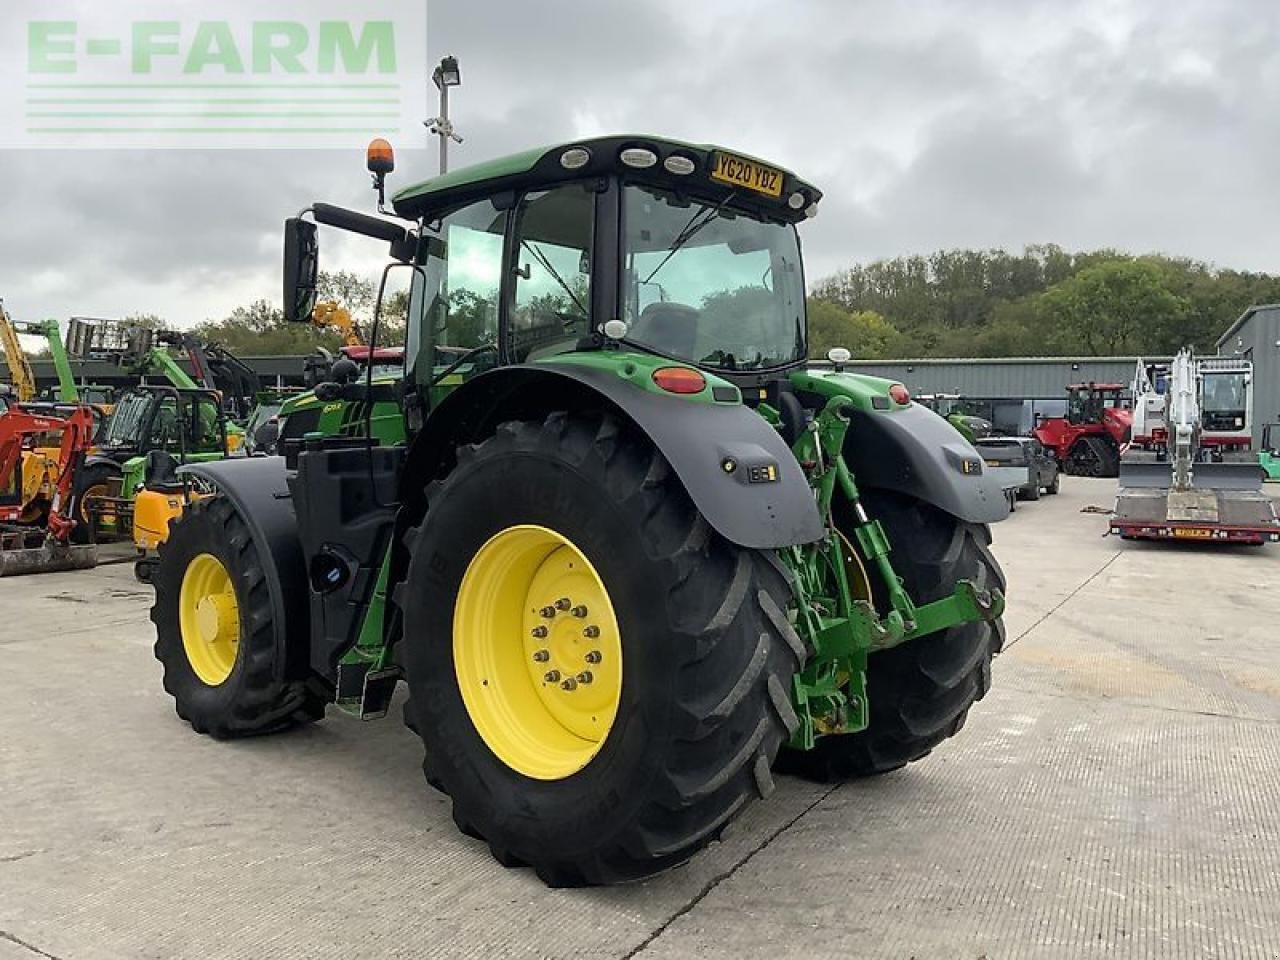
[840,356,1144,435]
[1216,304,1280,448]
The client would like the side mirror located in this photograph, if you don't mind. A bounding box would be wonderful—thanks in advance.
[283,218,319,324]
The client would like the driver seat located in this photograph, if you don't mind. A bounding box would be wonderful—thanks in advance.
[143,450,184,493]
[631,302,699,359]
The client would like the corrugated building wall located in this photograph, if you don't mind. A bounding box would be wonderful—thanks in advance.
[1217,304,1280,448]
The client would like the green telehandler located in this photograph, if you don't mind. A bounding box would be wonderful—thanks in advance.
[148,135,1009,886]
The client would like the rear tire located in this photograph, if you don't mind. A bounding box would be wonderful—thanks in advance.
[399,412,805,886]
[150,496,326,738]
[1023,481,1041,501]
[776,491,1005,781]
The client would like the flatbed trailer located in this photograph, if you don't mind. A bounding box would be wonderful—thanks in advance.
[1113,451,1279,544]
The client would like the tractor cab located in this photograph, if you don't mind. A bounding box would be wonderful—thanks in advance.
[1066,382,1125,426]
[282,136,819,438]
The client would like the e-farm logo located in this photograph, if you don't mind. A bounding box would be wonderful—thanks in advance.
[0,1,426,148]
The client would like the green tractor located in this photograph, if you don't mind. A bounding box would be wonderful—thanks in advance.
[149,136,1008,886]
[916,394,993,445]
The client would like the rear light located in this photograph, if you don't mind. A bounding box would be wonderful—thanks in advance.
[889,383,910,405]
[652,367,706,395]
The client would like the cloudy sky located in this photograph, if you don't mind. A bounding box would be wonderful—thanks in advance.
[1,0,1278,329]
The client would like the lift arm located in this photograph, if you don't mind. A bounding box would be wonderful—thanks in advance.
[312,301,365,348]
[1166,350,1199,491]
[0,304,36,404]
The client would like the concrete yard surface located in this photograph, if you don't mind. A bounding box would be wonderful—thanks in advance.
[2,477,1278,959]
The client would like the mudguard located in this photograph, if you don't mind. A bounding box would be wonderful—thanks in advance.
[84,452,125,471]
[844,403,1009,525]
[176,457,312,682]
[401,363,825,550]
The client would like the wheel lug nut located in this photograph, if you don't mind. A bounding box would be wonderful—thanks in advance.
[584,650,602,664]
[583,625,600,639]
[576,671,593,684]
[540,606,556,619]
[571,605,588,618]
[560,677,578,691]
[531,625,548,638]
[543,670,561,683]
[555,597,571,611]
[532,649,550,663]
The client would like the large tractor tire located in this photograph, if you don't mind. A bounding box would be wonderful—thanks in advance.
[398,412,805,886]
[776,490,1005,782]
[150,496,326,738]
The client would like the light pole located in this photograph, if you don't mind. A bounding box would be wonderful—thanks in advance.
[428,55,463,175]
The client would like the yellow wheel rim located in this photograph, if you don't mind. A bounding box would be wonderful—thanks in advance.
[178,553,241,686]
[453,525,623,780]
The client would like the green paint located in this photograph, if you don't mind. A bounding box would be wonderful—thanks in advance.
[1261,451,1279,482]
[85,38,122,56]
[392,134,812,217]
[184,23,245,74]
[778,375,1004,748]
[252,22,309,75]
[788,368,906,413]
[132,22,181,73]
[540,351,739,405]
[317,22,396,74]
[28,23,76,74]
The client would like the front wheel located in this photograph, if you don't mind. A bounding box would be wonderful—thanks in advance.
[776,491,1006,781]
[399,413,805,886]
[150,496,326,738]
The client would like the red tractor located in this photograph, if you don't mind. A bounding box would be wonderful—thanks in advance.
[1033,382,1133,477]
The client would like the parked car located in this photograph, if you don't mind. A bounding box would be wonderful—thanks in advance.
[973,436,1060,501]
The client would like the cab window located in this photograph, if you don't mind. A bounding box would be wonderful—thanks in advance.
[408,198,506,392]
[508,184,594,363]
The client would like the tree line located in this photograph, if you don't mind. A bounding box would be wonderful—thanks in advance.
[808,246,1280,359]
[21,248,1275,365]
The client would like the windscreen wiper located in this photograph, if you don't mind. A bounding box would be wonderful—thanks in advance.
[521,240,587,317]
[643,190,738,285]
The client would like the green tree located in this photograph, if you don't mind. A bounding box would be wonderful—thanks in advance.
[1037,260,1191,355]
[807,299,901,358]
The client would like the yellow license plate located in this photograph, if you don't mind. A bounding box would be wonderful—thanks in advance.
[710,151,784,197]
[984,459,1000,467]
[1173,528,1212,539]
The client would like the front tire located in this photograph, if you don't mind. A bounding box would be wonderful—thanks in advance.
[150,496,325,738]
[399,413,805,886]
[776,491,1005,781]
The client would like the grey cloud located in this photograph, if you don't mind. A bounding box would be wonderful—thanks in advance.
[2,0,1278,328]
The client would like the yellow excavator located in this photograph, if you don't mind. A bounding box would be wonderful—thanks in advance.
[0,302,37,404]
[311,300,365,348]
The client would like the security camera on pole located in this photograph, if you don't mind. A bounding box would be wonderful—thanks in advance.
[426,55,463,174]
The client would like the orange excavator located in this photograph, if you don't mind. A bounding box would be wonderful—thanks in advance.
[0,402,97,575]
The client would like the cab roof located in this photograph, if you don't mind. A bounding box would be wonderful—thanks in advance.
[391,134,821,224]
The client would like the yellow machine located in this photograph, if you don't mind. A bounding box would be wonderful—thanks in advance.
[312,301,365,347]
[0,303,37,403]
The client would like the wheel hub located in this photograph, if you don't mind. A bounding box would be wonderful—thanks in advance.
[178,553,241,687]
[453,525,623,780]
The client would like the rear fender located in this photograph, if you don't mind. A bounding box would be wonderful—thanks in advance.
[844,404,1009,524]
[176,457,311,683]
[399,363,824,551]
